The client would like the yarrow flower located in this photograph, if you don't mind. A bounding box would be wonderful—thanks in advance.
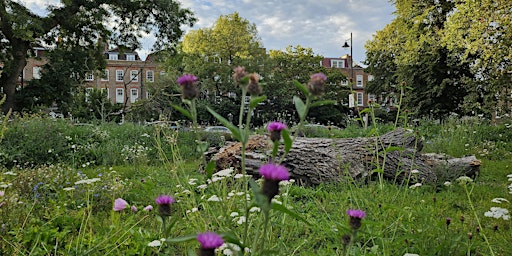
[113,198,128,211]
[197,232,224,256]
[267,121,287,141]
[259,163,290,203]
[347,209,366,230]
[177,74,198,100]
[307,72,327,96]
[456,176,474,185]
[155,195,175,216]
[484,207,510,220]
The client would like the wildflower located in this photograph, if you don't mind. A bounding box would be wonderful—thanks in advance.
[484,207,510,220]
[246,73,262,96]
[491,198,509,204]
[233,66,246,84]
[456,176,473,185]
[0,191,4,197]
[197,232,224,256]
[467,232,473,240]
[347,209,366,230]
[443,181,452,186]
[155,195,175,216]
[131,205,138,212]
[341,234,351,246]
[267,121,287,142]
[409,183,422,189]
[307,72,327,96]
[249,206,261,213]
[460,215,465,224]
[143,205,153,211]
[259,163,290,202]
[446,217,451,228]
[74,178,101,185]
[113,198,129,211]
[147,240,162,247]
[207,195,221,202]
[410,169,420,174]
[177,74,198,100]
[213,168,235,177]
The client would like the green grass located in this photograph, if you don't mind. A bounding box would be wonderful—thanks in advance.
[1,117,511,255]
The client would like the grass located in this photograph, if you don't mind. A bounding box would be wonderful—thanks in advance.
[0,116,511,255]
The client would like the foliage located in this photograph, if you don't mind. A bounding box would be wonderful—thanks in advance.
[365,0,474,120]
[0,0,196,113]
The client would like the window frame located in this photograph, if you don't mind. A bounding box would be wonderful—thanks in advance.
[116,70,124,82]
[116,88,124,103]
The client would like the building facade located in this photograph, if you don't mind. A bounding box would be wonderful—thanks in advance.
[321,54,376,108]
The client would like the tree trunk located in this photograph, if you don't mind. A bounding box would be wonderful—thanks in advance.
[206,128,481,186]
[0,40,29,114]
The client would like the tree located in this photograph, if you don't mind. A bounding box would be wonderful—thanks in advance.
[442,0,512,117]
[0,0,196,113]
[365,0,473,119]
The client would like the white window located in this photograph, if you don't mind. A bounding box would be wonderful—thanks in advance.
[146,70,154,82]
[357,92,364,106]
[130,88,139,103]
[109,53,118,60]
[130,70,138,82]
[160,71,166,76]
[331,59,345,68]
[85,88,93,102]
[116,88,124,103]
[85,73,94,81]
[101,70,109,81]
[356,75,363,87]
[368,75,374,82]
[116,70,124,82]
[33,67,42,79]
[126,54,136,61]
[341,79,348,86]
[369,94,376,102]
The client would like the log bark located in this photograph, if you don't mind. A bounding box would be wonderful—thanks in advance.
[206,128,481,186]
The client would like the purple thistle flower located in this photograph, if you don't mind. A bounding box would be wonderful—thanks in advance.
[347,209,366,219]
[347,209,366,230]
[177,74,198,86]
[143,205,153,211]
[131,205,138,212]
[267,121,287,142]
[259,163,290,181]
[197,232,224,249]
[267,121,287,132]
[155,195,175,216]
[113,198,128,211]
[307,72,327,96]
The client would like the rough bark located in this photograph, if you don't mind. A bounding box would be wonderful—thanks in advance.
[206,128,481,186]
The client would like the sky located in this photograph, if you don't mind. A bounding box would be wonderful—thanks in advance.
[17,0,396,65]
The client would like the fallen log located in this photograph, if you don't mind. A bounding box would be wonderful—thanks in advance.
[206,128,481,186]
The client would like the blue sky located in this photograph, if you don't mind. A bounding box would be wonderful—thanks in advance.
[17,0,396,64]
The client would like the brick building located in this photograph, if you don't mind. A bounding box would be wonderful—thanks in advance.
[321,54,376,108]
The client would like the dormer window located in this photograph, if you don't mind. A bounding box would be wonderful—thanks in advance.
[331,59,345,68]
[109,53,118,60]
[126,54,136,61]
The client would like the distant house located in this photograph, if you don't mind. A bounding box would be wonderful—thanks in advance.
[321,54,376,108]
[83,47,162,106]
[15,46,163,107]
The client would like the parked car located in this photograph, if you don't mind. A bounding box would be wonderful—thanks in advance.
[204,126,231,133]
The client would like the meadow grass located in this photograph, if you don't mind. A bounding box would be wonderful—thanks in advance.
[1,116,511,255]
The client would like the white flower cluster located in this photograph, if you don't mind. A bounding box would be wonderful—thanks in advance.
[484,207,510,220]
[456,176,473,185]
[508,174,512,194]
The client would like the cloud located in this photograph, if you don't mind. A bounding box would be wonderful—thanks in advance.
[18,0,396,62]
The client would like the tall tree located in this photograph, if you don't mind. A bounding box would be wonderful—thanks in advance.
[442,0,512,117]
[365,0,473,119]
[0,0,195,113]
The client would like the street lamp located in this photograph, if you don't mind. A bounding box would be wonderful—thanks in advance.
[342,32,354,86]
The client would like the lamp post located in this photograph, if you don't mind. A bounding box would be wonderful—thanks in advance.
[342,32,354,86]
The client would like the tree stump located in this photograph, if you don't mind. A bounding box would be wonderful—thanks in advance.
[206,128,481,186]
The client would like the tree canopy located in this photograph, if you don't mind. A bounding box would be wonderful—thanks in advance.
[0,0,196,113]
[365,0,511,119]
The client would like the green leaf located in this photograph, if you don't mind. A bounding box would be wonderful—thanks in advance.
[271,203,311,225]
[171,104,192,120]
[310,100,336,108]
[249,95,267,109]
[219,231,245,248]
[249,179,269,211]
[205,160,216,180]
[166,234,198,243]
[372,168,384,174]
[293,96,307,120]
[206,106,241,141]
[358,108,371,114]
[282,129,292,154]
[293,80,309,96]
